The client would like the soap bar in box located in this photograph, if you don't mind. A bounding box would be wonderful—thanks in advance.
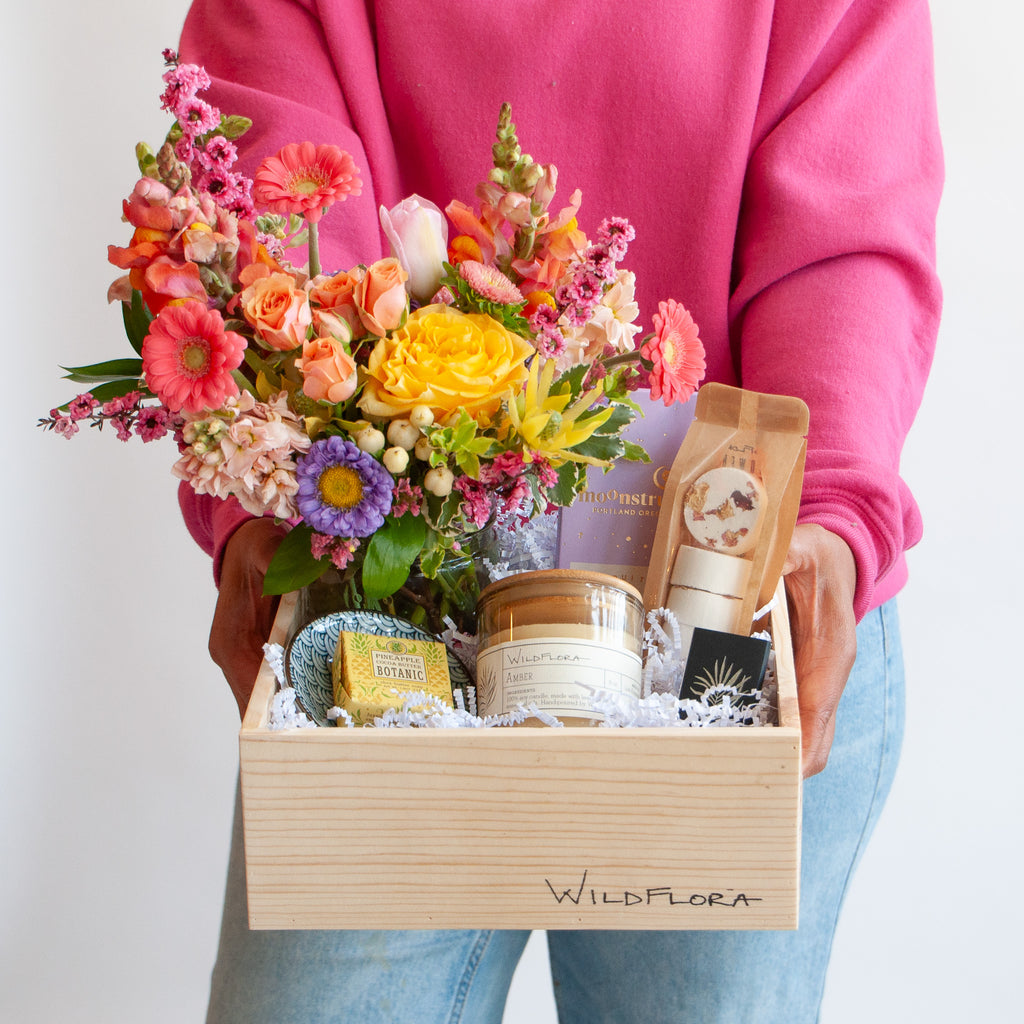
[331,631,452,725]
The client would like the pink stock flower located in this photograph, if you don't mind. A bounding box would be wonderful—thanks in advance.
[253,142,361,224]
[311,534,361,570]
[110,417,134,442]
[641,299,706,406]
[142,300,246,414]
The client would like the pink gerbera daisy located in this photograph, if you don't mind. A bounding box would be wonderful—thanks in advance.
[142,300,247,414]
[641,299,706,406]
[253,142,362,224]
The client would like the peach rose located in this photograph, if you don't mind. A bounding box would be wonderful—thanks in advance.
[296,336,358,404]
[240,272,312,351]
[309,267,364,336]
[356,257,409,336]
[358,304,533,422]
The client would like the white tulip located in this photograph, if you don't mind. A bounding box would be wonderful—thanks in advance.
[379,195,449,304]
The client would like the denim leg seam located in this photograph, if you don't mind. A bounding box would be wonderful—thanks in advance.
[810,606,895,1023]
[448,930,495,1023]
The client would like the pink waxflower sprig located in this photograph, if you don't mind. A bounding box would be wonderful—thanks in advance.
[38,390,182,444]
[141,49,256,220]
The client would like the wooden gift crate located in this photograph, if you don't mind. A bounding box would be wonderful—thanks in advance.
[239,589,801,931]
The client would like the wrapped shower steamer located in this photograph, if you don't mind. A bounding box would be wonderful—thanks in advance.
[645,383,808,636]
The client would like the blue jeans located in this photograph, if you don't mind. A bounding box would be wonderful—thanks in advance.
[207,601,904,1024]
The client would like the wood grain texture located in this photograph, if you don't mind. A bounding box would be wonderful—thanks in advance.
[240,589,801,930]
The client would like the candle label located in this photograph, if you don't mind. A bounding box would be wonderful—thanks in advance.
[477,637,642,721]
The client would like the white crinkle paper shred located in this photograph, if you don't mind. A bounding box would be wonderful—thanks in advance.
[263,596,775,730]
[263,643,317,730]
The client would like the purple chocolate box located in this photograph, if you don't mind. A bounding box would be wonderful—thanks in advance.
[558,393,695,591]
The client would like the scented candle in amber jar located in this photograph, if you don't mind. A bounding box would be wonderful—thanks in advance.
[475,570,645,726]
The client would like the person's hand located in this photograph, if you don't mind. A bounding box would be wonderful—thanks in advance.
[209,517,288,718]
[781,523,858,778]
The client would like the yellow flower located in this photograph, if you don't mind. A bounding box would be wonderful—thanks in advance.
[358,304,533,422]
[505,357,616,465]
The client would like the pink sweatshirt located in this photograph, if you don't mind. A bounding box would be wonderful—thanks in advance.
[178,0,942,619]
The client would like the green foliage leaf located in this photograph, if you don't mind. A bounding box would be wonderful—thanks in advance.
[592,403,634,435]
[61,358,144,384]
[455,450,481,479]
[550,461,586,506]
[622,441,650,463]
[219,114,253,140]
[569,433,624,463]
[263,524,327,596]
[554,362,589,400]
[84,379,152,403]
[427,488,464,533]
[122,291,153,356]
[361,514,428,601]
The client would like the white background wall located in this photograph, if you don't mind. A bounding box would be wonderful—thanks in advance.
[2,2,1019,1021]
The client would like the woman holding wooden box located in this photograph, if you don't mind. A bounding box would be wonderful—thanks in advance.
[176,0,942,1020]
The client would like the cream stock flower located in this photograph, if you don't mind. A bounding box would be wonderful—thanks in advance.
[172,391,311,518]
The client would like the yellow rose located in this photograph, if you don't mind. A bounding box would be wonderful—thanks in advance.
[357,304,533,422]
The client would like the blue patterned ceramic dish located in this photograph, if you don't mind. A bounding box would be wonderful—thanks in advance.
[285,610,472,726]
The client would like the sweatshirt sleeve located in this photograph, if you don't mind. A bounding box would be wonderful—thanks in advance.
[176,0,400,585]
[730,0,943,618]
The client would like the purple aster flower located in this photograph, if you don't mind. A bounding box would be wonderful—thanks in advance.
[296,436,394,537]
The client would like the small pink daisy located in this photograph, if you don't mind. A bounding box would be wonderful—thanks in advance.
[457,260,524,305]
[142,300,247,414]
[254,142,362,224]
[641,299,706,406]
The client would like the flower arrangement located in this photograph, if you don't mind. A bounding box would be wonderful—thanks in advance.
[42,51,705,631]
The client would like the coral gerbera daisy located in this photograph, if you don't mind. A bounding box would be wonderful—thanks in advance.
[295,436,394,537]
[142,300,246,414]
[253,142,362,224]
[640,299,706,406]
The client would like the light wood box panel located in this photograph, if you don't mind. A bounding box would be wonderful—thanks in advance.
[239,589,801,930]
